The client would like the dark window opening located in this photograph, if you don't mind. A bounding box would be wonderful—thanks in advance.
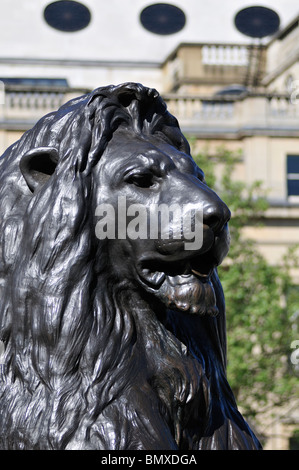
[140,3,186,35]
[234,6,280,39]
[0,78,69,88]
[287,155,299,197]
[44,1,91,32]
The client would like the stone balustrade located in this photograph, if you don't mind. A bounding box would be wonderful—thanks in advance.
[0,85,298,136]
[163,93,299,136]
[5,90,65,110]
[201,44,249,66]
[164,94,235,120]
[0,85,88,129]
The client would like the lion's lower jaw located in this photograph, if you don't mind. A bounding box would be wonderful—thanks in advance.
[142,271,219,316]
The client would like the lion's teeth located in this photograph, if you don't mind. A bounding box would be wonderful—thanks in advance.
[191,268,209,278]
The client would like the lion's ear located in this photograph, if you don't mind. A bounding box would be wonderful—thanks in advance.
[20,147,58,192]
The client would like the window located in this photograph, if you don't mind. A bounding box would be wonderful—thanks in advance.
[0,78,69,88]
[234,6,280,39]
[140,3,186,35]
[287,155,299,200]
[44,1,91,32]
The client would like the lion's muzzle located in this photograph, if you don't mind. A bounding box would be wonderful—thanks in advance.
[135,182,231,317]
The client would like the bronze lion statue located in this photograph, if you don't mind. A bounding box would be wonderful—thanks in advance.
[0,82,261,450]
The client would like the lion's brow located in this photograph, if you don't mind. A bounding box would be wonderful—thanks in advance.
[134,151,176,176]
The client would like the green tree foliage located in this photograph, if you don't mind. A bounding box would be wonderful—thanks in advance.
[193,146,299,418]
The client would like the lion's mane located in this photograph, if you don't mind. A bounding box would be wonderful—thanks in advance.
[0,83,261,450]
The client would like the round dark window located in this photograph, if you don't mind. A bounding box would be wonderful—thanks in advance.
[44,1,91,32]
[234,6,280,39]
[140,3,186,35]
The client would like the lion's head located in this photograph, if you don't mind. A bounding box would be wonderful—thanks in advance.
[0,83,261,450]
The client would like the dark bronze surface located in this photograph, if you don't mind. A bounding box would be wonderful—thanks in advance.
[0,82,261,450]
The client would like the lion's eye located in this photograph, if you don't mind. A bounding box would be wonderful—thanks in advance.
[125,172,155,188]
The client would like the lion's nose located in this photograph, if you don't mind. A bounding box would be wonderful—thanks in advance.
[203,199,231,234]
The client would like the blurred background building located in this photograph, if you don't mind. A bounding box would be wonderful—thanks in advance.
[0,0,298,450]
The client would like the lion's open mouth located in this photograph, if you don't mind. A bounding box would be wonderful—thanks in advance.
[137,251,219,316]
